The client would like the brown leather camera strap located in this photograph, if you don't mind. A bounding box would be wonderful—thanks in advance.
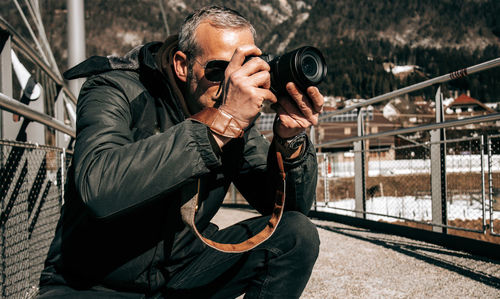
[190,107,245,138]
[181,152,286,253]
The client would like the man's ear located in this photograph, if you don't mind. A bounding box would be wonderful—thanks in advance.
[173,51,188,83]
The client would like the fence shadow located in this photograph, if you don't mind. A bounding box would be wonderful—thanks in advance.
[316,224,500,289]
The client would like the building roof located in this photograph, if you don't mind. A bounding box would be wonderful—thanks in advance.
[447,94,495,113]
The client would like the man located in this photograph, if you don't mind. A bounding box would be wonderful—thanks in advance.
[39,5,324,298]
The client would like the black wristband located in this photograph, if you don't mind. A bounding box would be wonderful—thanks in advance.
[273,132,307,158]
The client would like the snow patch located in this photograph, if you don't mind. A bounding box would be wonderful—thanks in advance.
[391,65,417,74]
[319,196,500,222]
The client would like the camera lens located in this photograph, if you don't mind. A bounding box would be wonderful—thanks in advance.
[301,54,319,79]
[268,46,327,95]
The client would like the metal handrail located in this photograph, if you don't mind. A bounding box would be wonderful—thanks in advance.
[317,112,500,148]
[0,16,77,104]
[0,92,75,138]
[320,57,500,119]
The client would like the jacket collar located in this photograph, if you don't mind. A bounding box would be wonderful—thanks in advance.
[62,43,158,80]
[62,37,190,122]
[154,35,191,118]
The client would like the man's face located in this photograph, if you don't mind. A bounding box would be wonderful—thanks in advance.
[184,22,255,113]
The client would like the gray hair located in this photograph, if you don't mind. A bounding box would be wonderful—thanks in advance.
[178,5,256,58]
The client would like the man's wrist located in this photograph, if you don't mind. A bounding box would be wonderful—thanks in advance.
[211,132,231,149]
[273,132,307,160]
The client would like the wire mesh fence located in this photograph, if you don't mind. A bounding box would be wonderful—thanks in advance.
[316,132,500,242]
[0,140,69,298]
[365,142,432,223]
[444,137,484,232]
[315,151,355,216]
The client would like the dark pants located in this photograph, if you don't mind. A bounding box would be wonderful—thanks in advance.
[38,211,320,299]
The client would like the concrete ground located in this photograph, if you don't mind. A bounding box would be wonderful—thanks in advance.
[212,208,500,299]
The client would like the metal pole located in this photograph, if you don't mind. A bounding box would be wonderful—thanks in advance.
[318,113,500,148]
[67,0,86,97]
[0,92,75,138]
[487,136,494,234]
[323,153,329,203]
[430,86,447,233]
[0,35,12,140]
[318,57,500,121]
[354,108,366,218]
[480,135,486,233]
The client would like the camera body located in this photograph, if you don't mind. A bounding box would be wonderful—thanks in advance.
[247,46,327,96]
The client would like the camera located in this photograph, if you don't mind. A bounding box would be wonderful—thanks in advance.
[247,46,327,96]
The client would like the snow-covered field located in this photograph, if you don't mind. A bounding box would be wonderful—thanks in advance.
[317,195,500,222]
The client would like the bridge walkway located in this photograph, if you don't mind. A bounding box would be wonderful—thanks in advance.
[213,208,500,298]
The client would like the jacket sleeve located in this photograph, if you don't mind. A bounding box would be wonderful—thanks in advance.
[73,75,221,219]
[230,125,318,215]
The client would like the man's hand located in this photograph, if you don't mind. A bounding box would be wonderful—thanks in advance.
[273,82,324,139]
[218,45,277,128]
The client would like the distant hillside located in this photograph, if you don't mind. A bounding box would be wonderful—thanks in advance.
[1,0,499,101]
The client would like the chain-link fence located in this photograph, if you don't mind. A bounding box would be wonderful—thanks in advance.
[0,140,69,298]
[315,152,355,216]
[365,142,432,223]
[444,137,485,232]
[316,133,500,241]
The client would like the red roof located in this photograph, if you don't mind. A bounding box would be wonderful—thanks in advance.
[454,94,479,105]
[447,94,495,113]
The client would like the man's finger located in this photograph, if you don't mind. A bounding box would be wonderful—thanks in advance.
[285,82,316,123]
[307,86,324,114]
[259,88,277,105]
[240,57,270,77]
[250,70,271,90]
[227,45,262,72]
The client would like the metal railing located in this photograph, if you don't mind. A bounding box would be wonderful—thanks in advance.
[316,135,500,234]
[313,57,500,240]
[0,92,75,138]
[0,17,77,105]
[1,17,76,148]
[0,18,75,298]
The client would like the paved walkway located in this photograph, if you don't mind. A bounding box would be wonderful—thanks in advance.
[212,208,500,299]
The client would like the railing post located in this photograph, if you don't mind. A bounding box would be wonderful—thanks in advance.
[430,86,447,233]
[323,153,330,204]
[354,108,366,218]
[0,32,13,140]
[487,135,494,234]
[480,135,486,233]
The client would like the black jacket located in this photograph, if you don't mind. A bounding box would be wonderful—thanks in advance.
[40,38,318,295]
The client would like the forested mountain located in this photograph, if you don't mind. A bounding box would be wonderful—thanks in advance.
[1,0,500,102]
